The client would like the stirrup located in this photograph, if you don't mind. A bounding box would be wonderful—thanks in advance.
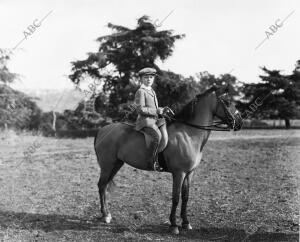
[153,161,164,172]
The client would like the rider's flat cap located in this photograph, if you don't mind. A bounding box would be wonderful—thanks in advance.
[138,67,157,77]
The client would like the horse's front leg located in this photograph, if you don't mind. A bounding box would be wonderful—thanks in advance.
[169,171,185,234]
[181,171,194,230]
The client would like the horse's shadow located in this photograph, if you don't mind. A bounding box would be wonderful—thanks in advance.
[112,223,299,242]
[0,209,101,232]
[134,224,298,242]
[0,210,298,242]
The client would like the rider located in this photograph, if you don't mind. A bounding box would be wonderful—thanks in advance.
[134,67,165,171]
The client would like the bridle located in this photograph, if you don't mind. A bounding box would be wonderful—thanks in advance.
[214,92,240,131]
[165,91,238,131]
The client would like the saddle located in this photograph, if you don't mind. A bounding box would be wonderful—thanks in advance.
[120,102,170,151]
[121,121,167,151]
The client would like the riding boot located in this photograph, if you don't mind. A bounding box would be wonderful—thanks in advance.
[153,154,163,172]
[146,140,156,170]
[146,138,163,171]
[152,145,164,172]
[142,127,164,171]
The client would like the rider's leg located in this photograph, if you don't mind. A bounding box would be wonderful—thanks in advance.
[142,127,162,170]
[158,123,168,152]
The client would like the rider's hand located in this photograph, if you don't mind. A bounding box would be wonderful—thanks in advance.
[157,107,164,115]
[163,106,174,116]
[163,107,169,114]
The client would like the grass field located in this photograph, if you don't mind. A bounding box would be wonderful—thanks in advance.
[0,129,299,241]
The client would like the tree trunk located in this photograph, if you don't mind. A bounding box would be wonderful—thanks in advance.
[284,118,291,129]
[52,111,56,131]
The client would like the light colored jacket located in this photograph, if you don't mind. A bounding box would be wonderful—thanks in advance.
[134,86,159,131]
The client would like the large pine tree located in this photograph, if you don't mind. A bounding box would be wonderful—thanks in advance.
[69,16,185,118]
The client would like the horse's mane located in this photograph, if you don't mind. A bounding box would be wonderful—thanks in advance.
[171,86,216,122]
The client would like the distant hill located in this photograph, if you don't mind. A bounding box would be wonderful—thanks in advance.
[20,88,86,112]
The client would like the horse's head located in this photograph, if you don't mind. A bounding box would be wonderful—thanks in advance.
[172,85,243,131]
[211,85,243,131]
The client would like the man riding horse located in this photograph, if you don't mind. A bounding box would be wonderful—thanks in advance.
[134,67,168,171]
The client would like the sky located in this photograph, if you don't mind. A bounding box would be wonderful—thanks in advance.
[1,0,300,91]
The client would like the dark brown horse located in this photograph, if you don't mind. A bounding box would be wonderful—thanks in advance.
[94,86,243,234]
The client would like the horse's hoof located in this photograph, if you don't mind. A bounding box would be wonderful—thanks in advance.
[170,226,180,235]
[182,223,192,230]
[103,214,112,224]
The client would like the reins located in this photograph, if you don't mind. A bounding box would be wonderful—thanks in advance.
[167,116,231,131]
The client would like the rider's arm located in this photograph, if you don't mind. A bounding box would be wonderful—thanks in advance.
[134,89,158,116]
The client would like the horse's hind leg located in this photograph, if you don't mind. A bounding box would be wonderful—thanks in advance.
[98,159,124,223]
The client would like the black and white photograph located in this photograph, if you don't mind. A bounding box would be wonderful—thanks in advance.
[0,0,299,241]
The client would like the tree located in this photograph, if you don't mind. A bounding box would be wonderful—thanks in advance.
[155,71,201,112]
[0,49,19,84]
[0,49,42,130]
[195,71,243,99]
[241,62,300,128]
[69,15,185,118]
[0,84,42,130]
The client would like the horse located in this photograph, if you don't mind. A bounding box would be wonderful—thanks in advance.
[93,85,243,234]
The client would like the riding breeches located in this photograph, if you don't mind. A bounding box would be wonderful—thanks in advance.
[142,127,161,163]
